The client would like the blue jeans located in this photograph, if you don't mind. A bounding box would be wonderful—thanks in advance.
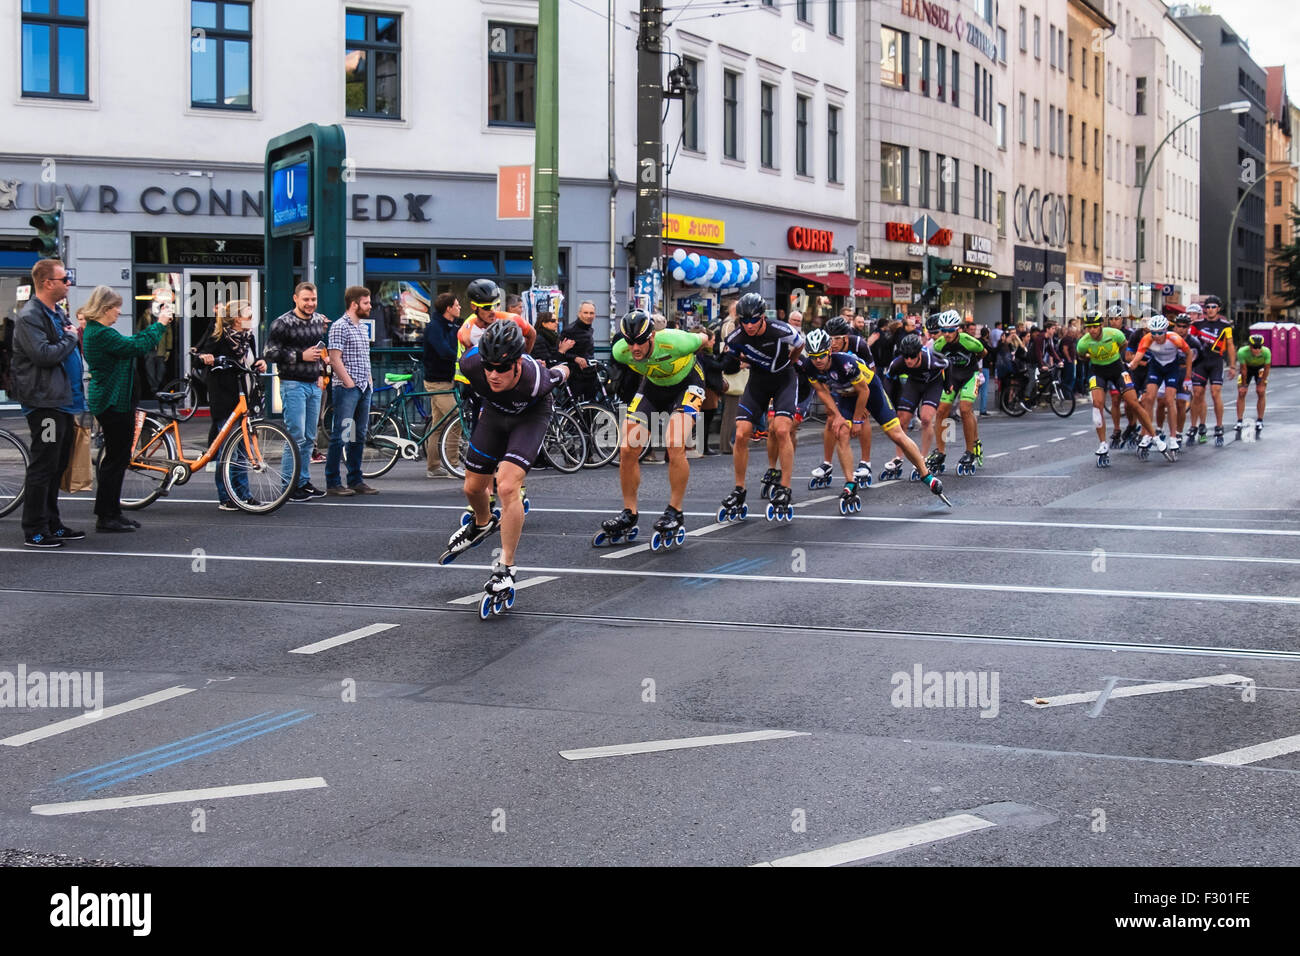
[977,373,989,413]
[326,384,372,488]
[216,446,251,504]
[1061,363,1077,395]
[279,379,322,488]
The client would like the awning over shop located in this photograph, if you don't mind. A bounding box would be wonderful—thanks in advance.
[776,268,892,298]
[666,243,737,259]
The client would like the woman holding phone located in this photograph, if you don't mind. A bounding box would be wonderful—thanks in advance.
[195,299,267,510]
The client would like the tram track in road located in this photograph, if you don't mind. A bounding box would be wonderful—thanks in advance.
[3,586,1298,663]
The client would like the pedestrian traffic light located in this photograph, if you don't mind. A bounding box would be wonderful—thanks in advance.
[920,285,942,307]
[29,211,61,258]
[927,255,954,285]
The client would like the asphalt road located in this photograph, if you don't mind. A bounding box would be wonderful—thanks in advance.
[2,370,1298,867]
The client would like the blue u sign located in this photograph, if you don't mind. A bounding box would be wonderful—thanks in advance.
[271,160,310,234]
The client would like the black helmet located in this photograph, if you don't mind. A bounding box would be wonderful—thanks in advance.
[898,333,923,358]
[737,292,766,321]
[924,313,940,333]
[825,316,852,337]
[619,309,654,344]
[467,278,501,309]
[478,319,525,366]
[1248,333,1264,348]
[1203,294,1222,308]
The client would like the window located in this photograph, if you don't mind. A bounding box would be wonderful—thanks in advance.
[829,0,840,37]
[760,82,776,168]
[997,26,1007,62]
[1068,114,1074,157]
[795,93,809,176]
[1018,93,1026,143]
[1050,26,1057,69]
[1048,106,1055,154]
[723,70,740,160]
[919,149,931,208]
[881,27,908,89]
[345,10,400,119]
[1068,193,1075,245]
[997,190,1007,237]
[984,70,992,124]
[951,50,959,108]
[1274,224,1282,248]
[1094,57,1100,95]
[1058,29,1064,71]
[1081,50,1087,88]
[1135,76,1145,115]
[1135,145,1145,186]
[974,165,982,220]
[1033,15,1041,59]
[1081,121,1087,166]
[1095,129,1101,175]
[997,103,1006,149]
[936,43,947,101]
[1068,38,1074,79]
[1018,7,1026,52]
[952,158,960,214]
[937,154,947,211]
[191,2,252,109]
[682,58,700,151]
[796,0,810,24]
[828,105,841,182]
[1276,180,1283,206]
[488,22,537,127]
[1033,99,1040,150]
[882,143,908,204]
[1057,109,1064,160]
[920,38,931,96]
[21,0,89,99]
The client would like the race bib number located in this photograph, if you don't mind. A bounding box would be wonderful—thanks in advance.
[683,385,705,412]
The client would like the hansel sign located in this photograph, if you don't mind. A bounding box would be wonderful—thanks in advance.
[663,213,726,244]
[963,234,993,266]
[899,0,999,63]
[787,225,834,254]
[887,222,953,246]
[497,165,532,220]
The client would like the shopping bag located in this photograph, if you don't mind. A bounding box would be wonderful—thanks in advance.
[60,421,94,493]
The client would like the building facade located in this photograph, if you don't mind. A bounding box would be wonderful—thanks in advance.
[858,0,1008,327]
[1158,10,1203,307]
[1065,0,1111,317]
[1,0,857,400]
[1264,66,1295,322]
[1173,11,1268,327]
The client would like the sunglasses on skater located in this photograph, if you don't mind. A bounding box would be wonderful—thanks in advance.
[481,359,516,373]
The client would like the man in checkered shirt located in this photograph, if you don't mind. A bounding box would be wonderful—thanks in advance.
[325,286,379,496]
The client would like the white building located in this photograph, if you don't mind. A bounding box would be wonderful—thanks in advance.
[0,0,856,391]
[1158,11,1203,305]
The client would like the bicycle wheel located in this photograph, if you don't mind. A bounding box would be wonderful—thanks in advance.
[160,378,198,421]
[999,379,1029,417]
[540,408,587,474]
[440,414,468,479]
[578,403,620,469]
[1050,382,1076,418]
[120,417,178,510]
[362,410,402,479]
[0,428,29,519]
[220,419,299,514]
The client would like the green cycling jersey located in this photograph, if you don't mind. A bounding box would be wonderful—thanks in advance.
[612,328,708,387]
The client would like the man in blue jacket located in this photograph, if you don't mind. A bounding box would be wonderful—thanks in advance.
[422,292,461,477]
[9,259,85,548]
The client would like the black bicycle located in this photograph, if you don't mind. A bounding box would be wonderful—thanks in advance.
[999,364,1076,418]
[0,425,29,519]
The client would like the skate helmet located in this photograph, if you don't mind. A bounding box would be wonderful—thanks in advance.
[1203,295,1222,308]
[467,278,501,309]
[619,309,654,344]
[1249,333,1265,348]
[936,310,962,332]
[737,292,767,323]
[805,328,832,357]
[898,333,923,358]
[1082,311,1103,328]
[477,318,525,366]
[1107,303,1128,320]
[825,316,853,337]
[1185,302,1203,314]
[1147,315,1169,334]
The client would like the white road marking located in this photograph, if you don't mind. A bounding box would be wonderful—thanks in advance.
[602,520,732,560]
[560,729,808,760]
[1,687,196,748]
[969,474,1071,479]
[1024,674,1251,708]
[1018,444,1039,450]
[447,576,558,605]
[31,777,329,816]
[15,548,1300,606]
[288,623,399,655]
[986,452,1010,459]
[1048,437,1068,443]
[1071,430,1089,435]
[753,813,996,867]
[797,495,837,507]
[1198,734,1300,767]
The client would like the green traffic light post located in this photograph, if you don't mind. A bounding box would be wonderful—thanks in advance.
[263,123,348,331]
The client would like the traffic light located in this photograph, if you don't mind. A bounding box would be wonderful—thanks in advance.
[927,255,954,285]
[920,285,942,307]
[29,211,61,258]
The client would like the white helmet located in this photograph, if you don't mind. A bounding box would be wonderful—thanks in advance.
[1148,315,1169,333]
[1107,304,1128,319]
[936,309,962,331]
[1185,302,1203,315]
[805,328,832,356]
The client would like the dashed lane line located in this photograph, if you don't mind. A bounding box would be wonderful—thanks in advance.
[289,623,399,655]
[1024,674,1252,708]
[31,777,329,816]
[752,813,996,867]
[1198,734,1300,767]
[447,576,558,605]
[0,686,196,748]
[560,729,808,760]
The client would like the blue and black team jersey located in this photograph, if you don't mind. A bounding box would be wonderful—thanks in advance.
[723,318,804,374]
[800,351,873,395]
[886,346,948,386]
[840,333,876,370]
[459,349,565,415]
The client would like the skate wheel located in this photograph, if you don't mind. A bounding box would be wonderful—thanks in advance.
[717,507,728,522]
[910,470,920,482]
[592,531,609,547]
[766,503,775,521]
[492,507,501,521]
[675,527,686,545]
[863,476,872,487]
[504,588,515,609]
[651,531,663,551]
[522,498,530,515]
[461,511,472,527]
[479,595,494,620]
[784,507,794,522]
[739,505,748,519]
[438,551,457,566]
[839,499,848,515]
[627,526,639,542]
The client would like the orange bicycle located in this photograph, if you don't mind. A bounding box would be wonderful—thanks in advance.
[118,359,300,514]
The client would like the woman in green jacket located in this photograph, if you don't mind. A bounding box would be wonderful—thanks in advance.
[81,286,173,532]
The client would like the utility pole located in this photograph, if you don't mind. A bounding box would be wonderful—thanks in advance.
[533,0,560,287]
[634,0,664,307]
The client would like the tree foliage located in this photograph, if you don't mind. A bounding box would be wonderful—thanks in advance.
[1274,203,1300,309]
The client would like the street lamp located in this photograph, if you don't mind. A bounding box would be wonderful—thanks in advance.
[1226,160,1300,324]
[1134,100,1250,313]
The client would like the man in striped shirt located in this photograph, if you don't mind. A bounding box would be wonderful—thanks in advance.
[326,286,379,496]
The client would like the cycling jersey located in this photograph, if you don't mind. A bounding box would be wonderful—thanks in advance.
[931,332,984,384]
[612,329,706,388]
[1076,328,1127,366]
[723,319,803,374]
[1190,317,1234,358]
[454,312,535,384]
[885,346,948,385]
[836,333,876,370]
[1129,332,1192,367]
[801,352,875,395]
[458,349,565,416]
[1238,345,1271,368]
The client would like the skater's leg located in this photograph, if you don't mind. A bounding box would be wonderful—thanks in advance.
[959,399,977,452]
[1211,382,1225,428]
[663,411,692,510]
[771,415,795,481]
[1124,388,1157,436]
[732,419,753,485]
[1257,380,1267,421]
[494,462,528,567]
[620,416,648,512]
[933,401,953,456]
[832,419,855,478]
[918,405,936,457]
[463,472,495,527]
[1236,379,1248,423]
[1092,390,1107,443]
[886,421,928,477]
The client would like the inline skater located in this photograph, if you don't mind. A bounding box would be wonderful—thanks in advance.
[1169,309,1198,442]
[801,329,949,508]
[1076,311,1165,466]
[719,293,804,521]
[1187,295,1236,445]
[1235,333,1271,439]
[822,315,874,486]
[1104,305,1135,446]
[440,321,569,616]
[594,310,714,550]
[880,333,948,480]
[929,310,987,476]
[1127,315,1192,459]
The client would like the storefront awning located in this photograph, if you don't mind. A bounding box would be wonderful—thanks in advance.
[666,243,737,259]
[776,268,892,298]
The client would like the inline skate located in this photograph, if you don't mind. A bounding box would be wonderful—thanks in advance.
[1095,441,1111,468]
[956,451,977,477]
[853,460,872,487]
[718,486,749,522]
[650,506,687,551]
[759,468,782,499]
[592,508,639,547]
[478,561,516,619]
[809,461,834,490]
[766,484,794,522]
[838,481,862,515]
[1214,425,1224,447]
[439,513,500,565]
[880,456,905,481]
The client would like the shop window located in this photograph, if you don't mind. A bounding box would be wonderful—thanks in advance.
[881,27,908,90]
[191,1,251,110]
